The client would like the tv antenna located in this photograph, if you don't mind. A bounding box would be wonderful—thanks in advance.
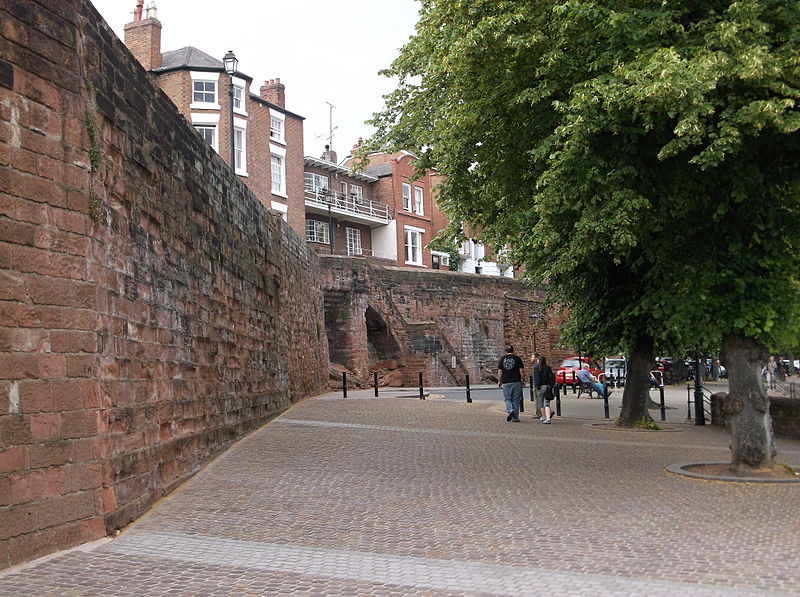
[314,102,338,151]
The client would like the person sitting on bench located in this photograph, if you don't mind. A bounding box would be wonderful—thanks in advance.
[577,364,606,399]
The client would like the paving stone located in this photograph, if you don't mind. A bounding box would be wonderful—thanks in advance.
[0,391,798,596]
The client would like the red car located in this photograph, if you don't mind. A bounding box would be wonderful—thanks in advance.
[555,357,603,385]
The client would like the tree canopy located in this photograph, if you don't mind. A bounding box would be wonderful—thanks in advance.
[368,0,800,361]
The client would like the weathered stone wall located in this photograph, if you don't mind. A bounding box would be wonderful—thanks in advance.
[0,0,328,569]
[320,256,565,387]
[711,394,800,440]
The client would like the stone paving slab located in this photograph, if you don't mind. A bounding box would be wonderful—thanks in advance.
[1,393,798,596]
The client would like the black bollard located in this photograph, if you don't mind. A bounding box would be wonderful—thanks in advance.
[419,371,425,400]
[694,357,705,425]
[603,386,609,419]
[343,372,347,398]
[529,374,534,402]
[687,385,692,420]
[465,373,472,403]
[572,370,577,395]
[659,384,666,421]
[555,384,562,417]
[374,371,379,397]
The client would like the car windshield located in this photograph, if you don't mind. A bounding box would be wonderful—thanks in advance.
[560,359,581,369]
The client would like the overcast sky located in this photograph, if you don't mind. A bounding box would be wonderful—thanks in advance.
[88,0,420,162]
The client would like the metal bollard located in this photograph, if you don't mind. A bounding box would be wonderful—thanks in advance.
[603,386,609,419]
[419,371,425,400]
[343,372,347,398]
[555,384,562,417]
[572,370,577,394]
[694,359,705,425]
[520,388,524,413]
[465,373,472,403]
[374,371,379,397]
[659,384,666,421]
[687,385,692,420]
[529,374,535,402]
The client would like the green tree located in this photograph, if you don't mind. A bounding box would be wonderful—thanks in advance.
[368,0,800,470]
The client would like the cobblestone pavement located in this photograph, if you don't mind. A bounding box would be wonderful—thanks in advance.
[2,389,799,596]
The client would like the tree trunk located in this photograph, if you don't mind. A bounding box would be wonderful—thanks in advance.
[721,334,776,472]
[618,334,654,426]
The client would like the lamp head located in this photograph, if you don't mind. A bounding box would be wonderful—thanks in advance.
[223,50,238,75]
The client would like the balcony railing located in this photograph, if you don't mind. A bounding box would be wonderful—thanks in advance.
[304,187,392,223]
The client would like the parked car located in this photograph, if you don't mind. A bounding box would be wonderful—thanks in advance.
[556,357,602,385]
[604,358,627,378]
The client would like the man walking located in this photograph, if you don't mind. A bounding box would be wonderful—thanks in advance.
[531,352,541,413]
[497,346,524,422]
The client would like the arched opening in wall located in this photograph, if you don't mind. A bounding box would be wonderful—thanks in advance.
[365,305,400,364]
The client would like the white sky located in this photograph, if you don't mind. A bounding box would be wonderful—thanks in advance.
[88,0,420,162]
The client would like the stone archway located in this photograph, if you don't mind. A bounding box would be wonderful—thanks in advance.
[365,305,400,364]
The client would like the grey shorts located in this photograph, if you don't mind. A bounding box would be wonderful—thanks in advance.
[540,385,552,407]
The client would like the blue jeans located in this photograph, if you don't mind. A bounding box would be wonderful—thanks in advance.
[592,381,606,399]
[503,382,522,419]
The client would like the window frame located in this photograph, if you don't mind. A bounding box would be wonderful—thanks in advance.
[231,76,247,116]
[304,172,329,192]
[404,226,424,266]
[193,124,216,149]
[233,117,248,176]
[271,153,285,195]
[414,185,424,215]
[190,113,220,153]
[269,111,286,144]
[346,227,363,256]
[305,219,330,244]
[402,182,412,211]
[190,71,220,110]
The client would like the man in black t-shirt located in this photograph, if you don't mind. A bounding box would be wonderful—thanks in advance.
[497,345,524,422]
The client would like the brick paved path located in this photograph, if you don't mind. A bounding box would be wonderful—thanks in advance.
[2,390,799,596]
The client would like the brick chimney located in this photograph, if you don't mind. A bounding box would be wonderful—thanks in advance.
[124,1,162,71]
[321,145,338,164]
[260,78,285,108]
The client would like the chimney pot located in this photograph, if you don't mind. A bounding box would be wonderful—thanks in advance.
[260,78,286,108]
[125,1,162,70]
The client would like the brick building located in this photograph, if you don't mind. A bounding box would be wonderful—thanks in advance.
[123,1,305,232]
[337,145,515,276]
[302,148,391,259]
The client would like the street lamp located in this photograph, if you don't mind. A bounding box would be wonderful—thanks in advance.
[222,50,238,169]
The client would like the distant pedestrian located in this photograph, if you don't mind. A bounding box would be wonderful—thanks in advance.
[712,359,721,382]
[767,356,777,387]
[531,352,541,413]
[497,346,524,422]
[537,356,555,424]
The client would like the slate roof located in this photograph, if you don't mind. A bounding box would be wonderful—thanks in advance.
[365,162,393,177]
[157,46,222,71]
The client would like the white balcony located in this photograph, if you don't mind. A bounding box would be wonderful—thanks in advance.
[305,187,393,227]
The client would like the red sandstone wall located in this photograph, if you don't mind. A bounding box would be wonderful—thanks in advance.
[320,256,560,387]
[0,0,328,569]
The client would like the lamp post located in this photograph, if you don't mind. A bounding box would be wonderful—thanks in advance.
[222,50,238,169]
